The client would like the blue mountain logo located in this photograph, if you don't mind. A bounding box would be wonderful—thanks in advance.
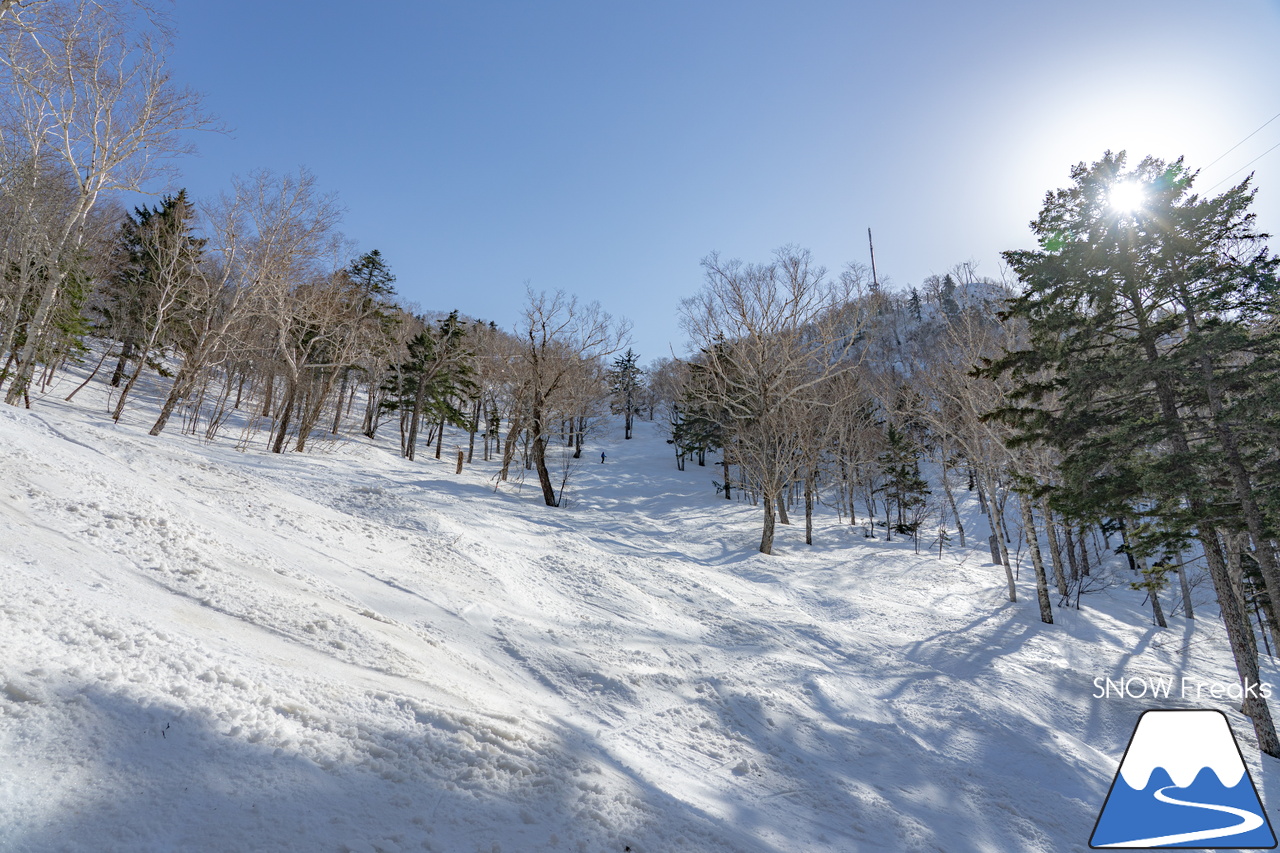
[1091,709,1276,848]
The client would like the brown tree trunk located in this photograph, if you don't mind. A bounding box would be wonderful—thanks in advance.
[804,471,815,546]
[1064,525,1081,582]
[467,398,479,463]
[150,364,196,436]
[65,344,114,402]
[110,340,134,387]
[759,489,776,554]
[500,418,521,482]
[271,381,297,454]
[405,372,428,460]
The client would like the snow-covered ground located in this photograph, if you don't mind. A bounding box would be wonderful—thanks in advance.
[2,378,1277,852]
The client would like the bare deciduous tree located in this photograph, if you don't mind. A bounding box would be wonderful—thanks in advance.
[513,289,628,507]
[0,0,217,404]
[680,246,862,554]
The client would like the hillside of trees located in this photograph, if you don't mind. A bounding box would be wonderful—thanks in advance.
[3,1,1279,755]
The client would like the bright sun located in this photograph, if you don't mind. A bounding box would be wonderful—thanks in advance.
[1110,181,1146,213]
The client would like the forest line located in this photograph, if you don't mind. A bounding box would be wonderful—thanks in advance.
[2,0,1278,754]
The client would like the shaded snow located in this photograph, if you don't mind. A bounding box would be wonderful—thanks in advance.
[1,376,1278,852]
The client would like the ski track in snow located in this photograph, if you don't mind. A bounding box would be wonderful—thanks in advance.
[1,378,1278,852]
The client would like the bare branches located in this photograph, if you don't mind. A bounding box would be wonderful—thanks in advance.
[0,0,219,405]
[514,288,629,507]
[680,245,866,554]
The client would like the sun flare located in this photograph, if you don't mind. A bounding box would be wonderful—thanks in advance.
[1109,181,1146,213]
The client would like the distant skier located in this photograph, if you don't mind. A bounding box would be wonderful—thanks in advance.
[600,451,606,464]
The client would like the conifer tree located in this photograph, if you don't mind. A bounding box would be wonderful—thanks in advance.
[990,151,1280,756]
[388,311,474,461]
[102,190,203,421]
[877,422,930,541]
[607,348,643,439]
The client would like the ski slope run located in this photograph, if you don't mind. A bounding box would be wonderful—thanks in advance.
[1,393,1277,852]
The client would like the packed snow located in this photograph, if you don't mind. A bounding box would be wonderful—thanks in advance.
[2,377,1278,852]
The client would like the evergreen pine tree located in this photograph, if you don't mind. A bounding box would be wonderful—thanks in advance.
[877,422,930,541]
[989,151,1280,756]
[607,348,644,439]
[939,274,960,317]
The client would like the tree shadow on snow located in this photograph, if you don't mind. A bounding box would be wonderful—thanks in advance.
[5,682,784,853]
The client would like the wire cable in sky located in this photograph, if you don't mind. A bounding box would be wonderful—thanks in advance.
[1203,109,1280,171]
[1204,138,1280,193]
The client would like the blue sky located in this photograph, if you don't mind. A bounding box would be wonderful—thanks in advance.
[163,1,1280,360]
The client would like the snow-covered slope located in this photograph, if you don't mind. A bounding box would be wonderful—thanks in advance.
[1,387,1276,852]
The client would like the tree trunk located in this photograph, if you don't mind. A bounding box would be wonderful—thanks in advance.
[261,372,274,418]
[271,381,297,454]
[500,418,520,482]
[1150,584,1167,628]
[4,267,68,405]
[1179,285,1280,634]
[111,343,151,422]
[940,457,965,547]
[332,369,349,434]
[65,344,114,402]
[110,340,134,387]
[529,401,559,506]
[987,480,1016,602]
[1018,493,1053,623]
[435,411,445,460]
[150,364,197,436]
[1118,520,1138,572]
[362,383,380,438]
[759,489,776,554]
[1175,552,1194,620]
[467,398,479,463]
[1040,497,1069,597]
[1064,525,1081,582]
[1131,294,1280,754]
[1201,523,1279,755]
[776,492,790,525]
[721,455,731,500]
[804,471,815,546]
[532,433,558,507]
[405,373,428,460]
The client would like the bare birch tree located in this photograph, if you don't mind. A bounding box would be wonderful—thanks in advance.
[0,0,215,404]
